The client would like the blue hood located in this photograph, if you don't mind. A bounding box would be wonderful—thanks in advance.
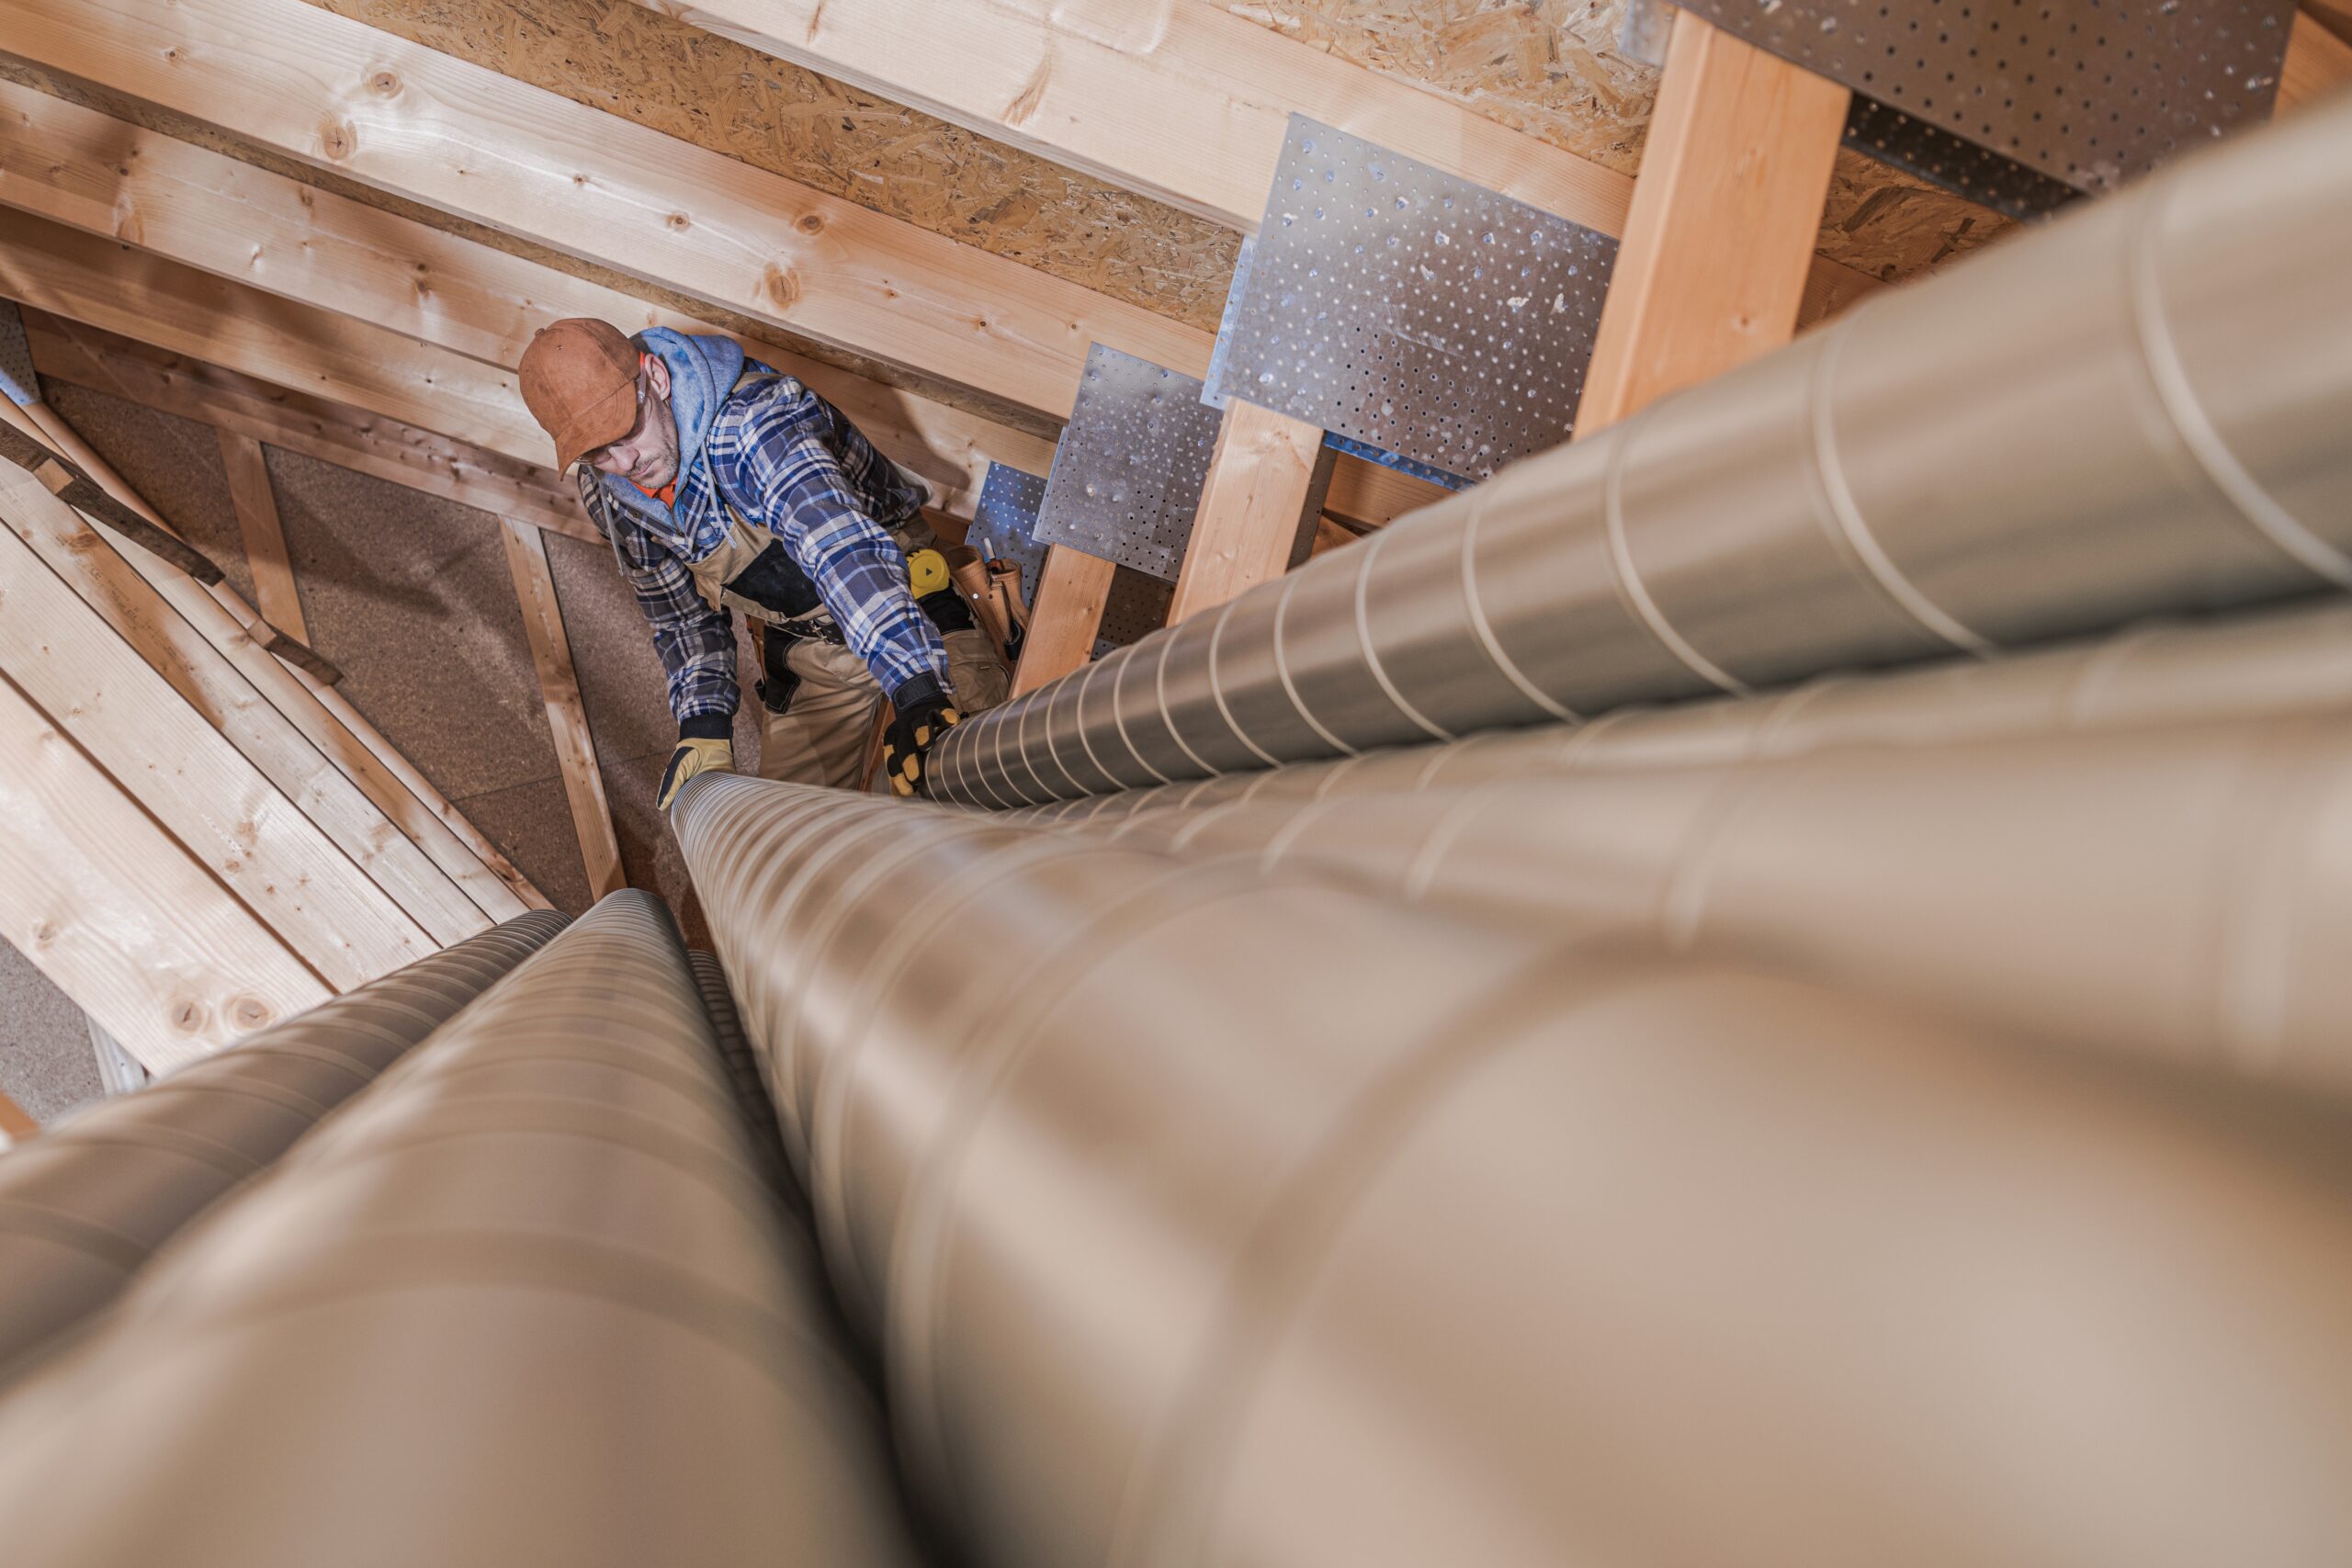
[630,327,744,519]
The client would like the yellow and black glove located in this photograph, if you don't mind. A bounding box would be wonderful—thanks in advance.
[880,680,959,798]
[657,727,734,810]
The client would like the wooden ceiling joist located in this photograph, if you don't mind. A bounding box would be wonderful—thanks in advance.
[632,0,1883,324]
[0,5,1441,530]
[0,76,1057,517]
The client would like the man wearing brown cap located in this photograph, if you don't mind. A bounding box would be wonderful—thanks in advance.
[518,319,1005,806]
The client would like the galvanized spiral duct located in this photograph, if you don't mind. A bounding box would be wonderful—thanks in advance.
[673,771,2352,1568]
[0,892,928,1568]
[933,96,2352,809]
[0,908,567,1381]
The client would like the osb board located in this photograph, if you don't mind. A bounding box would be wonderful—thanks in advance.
[1220,0,2012,282]
[300,0,1238,332]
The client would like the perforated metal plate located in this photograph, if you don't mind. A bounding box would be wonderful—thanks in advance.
[967,461,1051,606]
[1674,0,2295,196]
[0,300,38,407]
[1842,96,2084,220]
[1095,568,1176,652]
[1032,344,1222,583]
[1204,117,1617,483]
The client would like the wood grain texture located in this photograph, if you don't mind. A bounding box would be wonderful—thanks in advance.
[1576,12,1850,434]
[0,450,493,943]
[0,78,1056,516]
[500,518,625,901]
[28,313,595,543]
[216,428,308,642]
[1170,400,1335,626]
[0,667,331,1074]
[619,0,1875,324]
[1012,547,1118,696]
[2282,8,2352,111]
[0,0,1204,421]
[0,466,434,985]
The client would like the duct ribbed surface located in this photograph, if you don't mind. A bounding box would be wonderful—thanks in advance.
[933,96,2352,809]
[0,892,927,1568]
[674,771,2352,1568]
[0,908,566,1381]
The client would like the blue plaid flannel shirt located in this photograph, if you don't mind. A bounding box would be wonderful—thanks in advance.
[576,365,947,728]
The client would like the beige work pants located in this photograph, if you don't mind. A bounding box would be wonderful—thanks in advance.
[757,627,1008,792]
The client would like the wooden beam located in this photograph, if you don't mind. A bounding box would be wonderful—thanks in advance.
[619,0,1879,324]
[0,666,331,1074]
[0,464,435,987]
[0,1087,35,1147]
[1576,12,1850,434]
[1169,400,1335,626]
[0,22,1464,528]
[2308,0,2352,51]
[0,78,1054,518]
[0,452,497,943]
[215,429,309,643]
[0,0,1203,423]
[27,313,595,544]
[2283,8,2352,110]
[500,518,625,901]
[1012,547,1118,696]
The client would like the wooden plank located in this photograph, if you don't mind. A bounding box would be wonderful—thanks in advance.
[0,459,495,944]
[0,79,1055,518]
[500,518,625,901]
[215,428,309,642]
[0,0,1204,423]
[28,313,595,544]
[1577,12,1850,435]
[2282,8,2352,110]
[0,667,331,1074]
[0,20,1450,525]
[0,1087,36,1146]
[1011,547,1119,696]
[1169,400,1335,626]
[0,465,435,987]
[617,0,1878,325]
[2309,0,2352,51]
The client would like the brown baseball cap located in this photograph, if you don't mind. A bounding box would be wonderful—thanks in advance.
[519,318,640,473]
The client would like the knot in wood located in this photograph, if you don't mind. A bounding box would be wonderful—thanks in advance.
[795,212,825,236]
[369,70,401,96]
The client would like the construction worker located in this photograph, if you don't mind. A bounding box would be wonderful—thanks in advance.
[516,318,1005,806]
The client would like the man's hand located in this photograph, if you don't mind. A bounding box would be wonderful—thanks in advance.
[882,686,959,798]
[657,735,733,809]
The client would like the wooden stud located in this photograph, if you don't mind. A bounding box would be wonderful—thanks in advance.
[1012,547,1119,696]
[0,467,435,986]
[1577,11,1851,435]
[500,518,626,901]
[216,429,309,643]
[0,1087,36,1146]
[0,666,331,1074]
[1169,400,1336,626]
[2282,8,2352,110]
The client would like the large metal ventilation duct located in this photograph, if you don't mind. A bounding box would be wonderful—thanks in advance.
[0,908,566,1381]
[933,96,2352,809]
[0,893,928,1568]
[672,772,2352,1568]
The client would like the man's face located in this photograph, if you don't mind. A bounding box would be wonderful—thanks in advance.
[586,357,681,491]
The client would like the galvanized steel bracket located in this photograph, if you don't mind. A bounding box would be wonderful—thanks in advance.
[1032,344,1223,584]
[1670,0,2295,206]
[967,460,1052,607]
[1203,116,1619,484]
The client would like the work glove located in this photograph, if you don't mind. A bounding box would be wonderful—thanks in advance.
[881,681,959,798]
[657,734,733,810]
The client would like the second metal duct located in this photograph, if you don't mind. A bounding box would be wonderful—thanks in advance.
[0,892,928,1568]
[0,908,567,1380]
[933,96,2352,809]
[673,772,2352,1568]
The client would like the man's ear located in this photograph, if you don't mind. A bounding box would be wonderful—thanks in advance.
[642,352,672,400]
